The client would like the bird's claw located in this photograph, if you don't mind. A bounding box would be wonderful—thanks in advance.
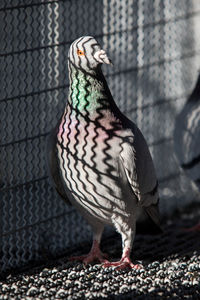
[69,251,108,265]
[102,256,142,270]
[183,222,200,232]
[103,260,141,270]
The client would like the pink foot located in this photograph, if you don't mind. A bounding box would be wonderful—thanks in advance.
[103,258,140,270]
[183,222,200,232]
[69,240,108,265]
[102,248,141,270]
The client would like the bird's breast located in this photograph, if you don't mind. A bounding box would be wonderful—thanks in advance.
[57,115,122,148]
[56,118,132,219]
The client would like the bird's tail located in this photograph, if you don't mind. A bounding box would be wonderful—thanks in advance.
[143,203,163,234]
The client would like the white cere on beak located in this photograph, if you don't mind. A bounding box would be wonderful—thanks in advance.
[94,49,112,65]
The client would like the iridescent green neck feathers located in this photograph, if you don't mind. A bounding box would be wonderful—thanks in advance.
[68,65,107,114]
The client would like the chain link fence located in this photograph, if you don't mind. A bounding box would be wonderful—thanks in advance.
[0,0,200,273]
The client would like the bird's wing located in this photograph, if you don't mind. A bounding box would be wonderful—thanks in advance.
[174,102,200,167]
[46,125,72,206]
[119,127,161,227]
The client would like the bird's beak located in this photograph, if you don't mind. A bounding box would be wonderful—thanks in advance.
[94,49,113,65]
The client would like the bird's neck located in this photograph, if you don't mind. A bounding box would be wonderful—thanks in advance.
[67,64,117,118]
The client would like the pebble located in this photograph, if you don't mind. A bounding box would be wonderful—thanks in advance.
[1,216,200,299]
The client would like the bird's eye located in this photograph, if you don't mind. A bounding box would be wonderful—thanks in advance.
[77,49,85,56]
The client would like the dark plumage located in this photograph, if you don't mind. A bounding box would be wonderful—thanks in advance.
[174,73,200,187]
[174,72,200,231]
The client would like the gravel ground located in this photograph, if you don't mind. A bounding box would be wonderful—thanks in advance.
[1,204,200,300]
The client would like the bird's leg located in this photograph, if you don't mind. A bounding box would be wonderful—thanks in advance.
[183,222,200,232]
[103,222,140,269]
[69,226,108,264]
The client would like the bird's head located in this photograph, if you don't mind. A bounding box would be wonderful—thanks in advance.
[68,36,112,73]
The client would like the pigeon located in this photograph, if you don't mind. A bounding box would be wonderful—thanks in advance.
[48,36,161,268]
[174,72,200,231]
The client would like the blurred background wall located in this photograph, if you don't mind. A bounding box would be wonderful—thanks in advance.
[0,0,200,273]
